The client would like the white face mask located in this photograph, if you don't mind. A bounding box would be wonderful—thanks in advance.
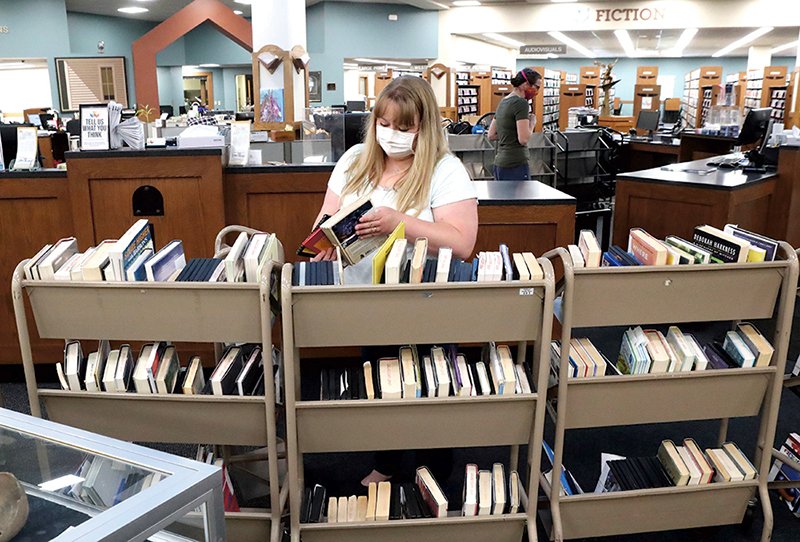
[376,124,416,158]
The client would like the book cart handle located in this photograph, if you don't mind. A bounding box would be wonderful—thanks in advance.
[213,225,269,259]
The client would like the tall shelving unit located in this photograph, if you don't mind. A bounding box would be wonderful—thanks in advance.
[470,70,493,116]
[558,84,593,130]
[727,71,747,111]
[280,260,557,542]
[12,228,289,542]
[491,69,513,112]
[456,71,480,120]
[682,66,722,129]
[531,67,561,133]
[745,66,788,114]
[541,244,799,541]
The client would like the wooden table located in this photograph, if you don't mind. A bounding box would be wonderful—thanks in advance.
[613,155,778,246]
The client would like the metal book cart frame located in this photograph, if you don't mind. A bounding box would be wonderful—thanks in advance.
[12,226,288,542]
[542,243,798,541]
[280,259,557,542]
[771,248,800,499]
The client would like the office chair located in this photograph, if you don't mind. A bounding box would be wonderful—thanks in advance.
[65,119,81,137]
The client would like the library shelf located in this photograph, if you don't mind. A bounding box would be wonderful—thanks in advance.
[294,394,537,453]
[299,507,529,542]
[12,226,289,542]
[281,258,556,542]
[554,480,758,539]
[541,242,799,542]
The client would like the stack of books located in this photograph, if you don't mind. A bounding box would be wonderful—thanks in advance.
[25,221,279,283]
[550,338,620,380]
[56,340,280,398]
[597,439,756,493]
[615,323,773,375]
[316,343,532,401]
[56,455,163,508]
[586,225,779,268]
[769,433,800,516]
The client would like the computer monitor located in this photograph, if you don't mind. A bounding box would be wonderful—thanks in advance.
[636,110,660,134]
[346,100,366,112]
[344,112,369,150]
[159,105,174,118]
[737,107,771,146]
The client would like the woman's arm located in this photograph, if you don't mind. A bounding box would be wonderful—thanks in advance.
[516,118,532,146]
[356,199,479,260]
[487,119,498,141]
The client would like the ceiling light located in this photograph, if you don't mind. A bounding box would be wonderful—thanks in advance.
[353,58,412,66]
[199,64,220,68]
[548,31,595,58]
[118,6,148,13]
[712,27,773,58]
[482,33,525,48]
[614,29,636,57]
[661,27,698,57]
[771,40,799,55]
[452,1,481,6]
[233,10,243,15]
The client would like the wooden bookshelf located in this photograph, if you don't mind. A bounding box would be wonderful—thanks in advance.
[470,70,493,116]
[491,68,513,112]
[636,65,658,85]
[745,65,788,113]
[456,71,480,119]
[632,84,661,119]
[530,67,561,132]
[579,66,600,86]
[681,66,722,129]
[558,83,594,130]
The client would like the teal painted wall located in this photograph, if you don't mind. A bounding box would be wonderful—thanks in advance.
[307,2,439,105]
[516,56,797,116]
[183,22,251,66]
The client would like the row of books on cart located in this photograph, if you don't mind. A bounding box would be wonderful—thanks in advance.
[769,433,800,517]
[55,339,281,398]
[313,343,532,401]
[550,438,757,497]
[551,322,773,381]
[24,219,279,283]
[570,224,780,268]
[301,464,521,524]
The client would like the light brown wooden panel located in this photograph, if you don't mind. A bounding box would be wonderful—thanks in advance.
[477,204,575,257]
[728,182,775,234]
[68,153,225,258]
[773,147,800,246]
[0,177,72,364]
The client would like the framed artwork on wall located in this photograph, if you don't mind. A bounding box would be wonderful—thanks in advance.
[309,71,322,102]
[55,57,129,112]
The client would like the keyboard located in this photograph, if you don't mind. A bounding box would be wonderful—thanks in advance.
[707,156,746,168]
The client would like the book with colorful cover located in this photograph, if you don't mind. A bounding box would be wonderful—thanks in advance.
[297,214,333,258]
[371,222,405,284]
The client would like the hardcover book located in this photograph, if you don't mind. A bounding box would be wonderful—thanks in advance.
[321,193,385,266]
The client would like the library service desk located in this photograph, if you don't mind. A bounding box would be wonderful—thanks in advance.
[0,147,575,365]
[613,146,800,248]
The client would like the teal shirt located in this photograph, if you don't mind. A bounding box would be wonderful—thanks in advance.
[493,95,530,168]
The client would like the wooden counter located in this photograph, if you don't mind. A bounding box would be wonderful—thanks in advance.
[613,155,779,246]
[3,152,576,365]
[618,139,681,172]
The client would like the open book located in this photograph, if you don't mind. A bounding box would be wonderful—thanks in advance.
[313,193,388,266]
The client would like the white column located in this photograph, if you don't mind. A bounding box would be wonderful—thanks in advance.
[796,28,800,69]
[747,46,772,71]
[252,0,307,123]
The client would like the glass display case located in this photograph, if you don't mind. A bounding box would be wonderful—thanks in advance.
[0,408,224,542]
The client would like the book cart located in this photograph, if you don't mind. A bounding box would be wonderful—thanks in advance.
[541,243,798,541]
[12,226,288,542]
[280,258,557,542]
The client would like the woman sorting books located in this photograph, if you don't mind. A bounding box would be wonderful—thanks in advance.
[311,75,478,284]
[487,67,542,180]
[310,76,479,486]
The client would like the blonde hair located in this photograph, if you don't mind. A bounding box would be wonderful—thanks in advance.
[340,76,449,215]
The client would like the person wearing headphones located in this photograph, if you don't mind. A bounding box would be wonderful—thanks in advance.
[487,67,542,180]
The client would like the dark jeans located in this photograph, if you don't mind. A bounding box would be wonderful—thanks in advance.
[493,163,530,180]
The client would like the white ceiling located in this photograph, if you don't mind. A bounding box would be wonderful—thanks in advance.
[62,0,799,59]
[473,27,800,58]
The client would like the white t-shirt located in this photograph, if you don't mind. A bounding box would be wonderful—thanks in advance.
[328,144,478,283]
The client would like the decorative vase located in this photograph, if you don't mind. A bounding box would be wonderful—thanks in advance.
[0,472,28,542]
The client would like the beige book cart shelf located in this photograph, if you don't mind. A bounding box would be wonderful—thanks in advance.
[541,243,799,541]
[12,226,288,542]
[280,259,557,542]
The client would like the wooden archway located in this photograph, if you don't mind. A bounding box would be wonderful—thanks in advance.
[132,0,252,115]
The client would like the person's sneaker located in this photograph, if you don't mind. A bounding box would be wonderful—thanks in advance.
[360,469,392,487]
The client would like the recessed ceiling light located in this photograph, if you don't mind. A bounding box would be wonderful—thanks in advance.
[453,1,480,6]
[199,64,220,68]
[614,29,636,57]
[771,40,799,55]
[712,27,773,58]
[548,31,595,58]
[233,10,243,15]
[482,33,525,48]
[662,28,698,57]
[118,6,148,14]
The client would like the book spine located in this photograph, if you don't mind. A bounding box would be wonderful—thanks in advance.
[691,230,739,263]
[121,227,153,271]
